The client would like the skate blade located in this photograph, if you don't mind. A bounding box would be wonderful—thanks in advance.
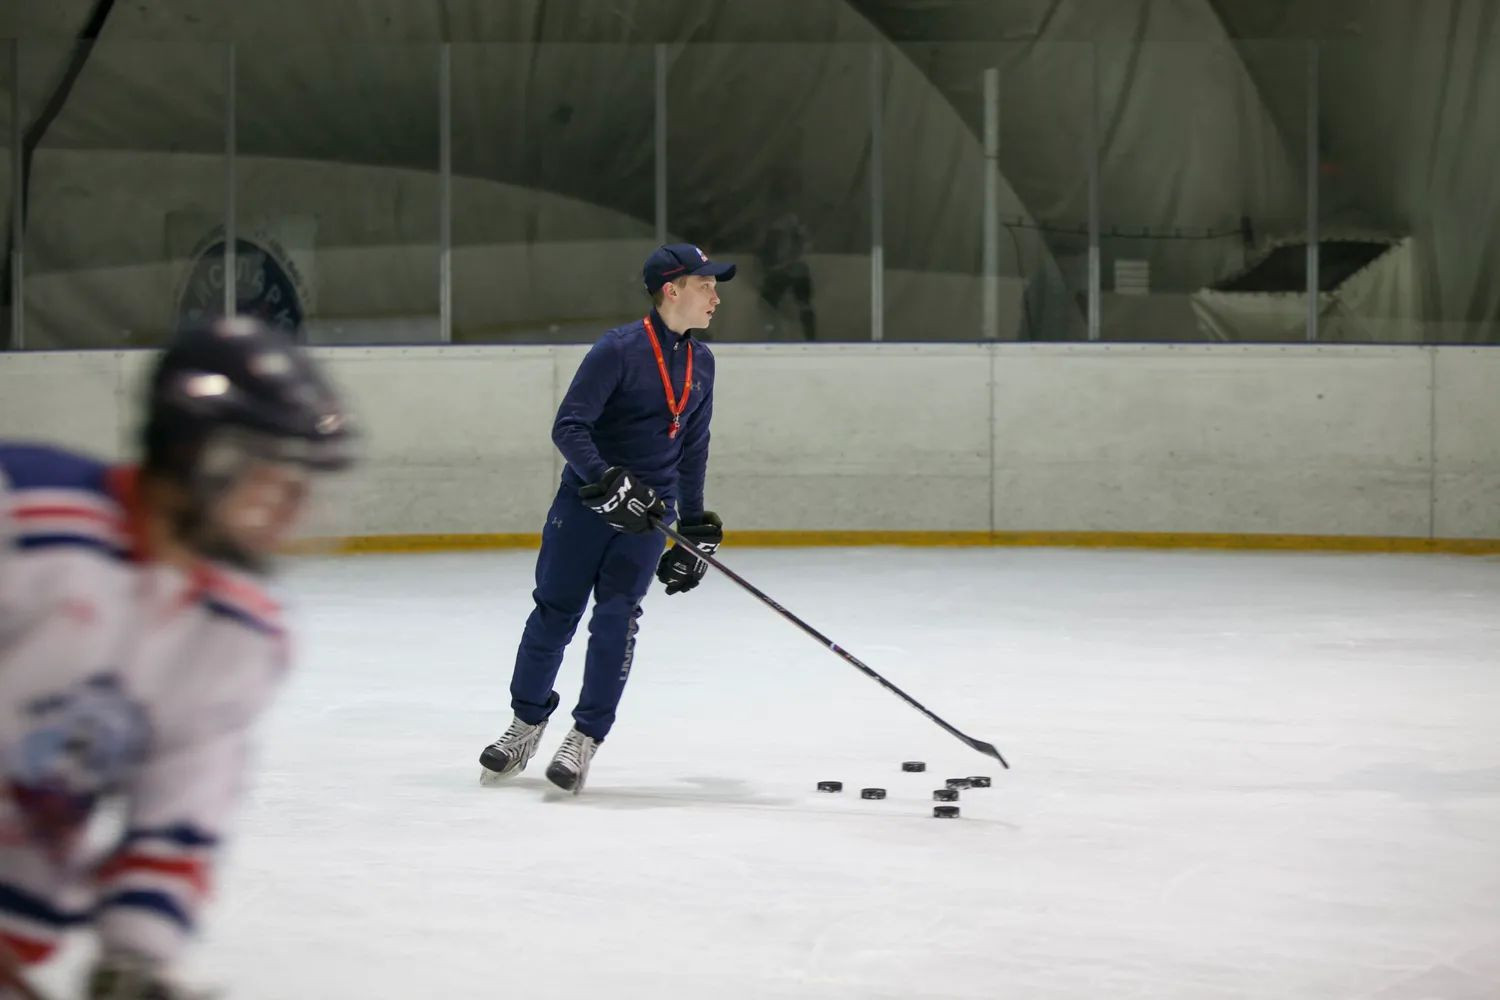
[480,767,516,786]
[479,759,528,786]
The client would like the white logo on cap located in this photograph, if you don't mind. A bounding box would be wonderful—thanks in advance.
[694,246,708,262]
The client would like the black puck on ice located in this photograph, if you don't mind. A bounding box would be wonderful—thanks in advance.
[901,761,926,772]
[945,777,973,790]
[817,780,843,793]
[933,788,959,802]
[933,805,961,819]
[860,787,887,800]
[968,776,992,788]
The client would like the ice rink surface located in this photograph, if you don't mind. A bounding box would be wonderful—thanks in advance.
[39,546,1500,998]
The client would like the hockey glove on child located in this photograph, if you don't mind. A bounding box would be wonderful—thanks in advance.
[656,512,723,595]
[579,466,666,534]
[87,951,214,1000]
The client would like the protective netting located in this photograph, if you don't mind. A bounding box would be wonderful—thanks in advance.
[1,0,1496,346]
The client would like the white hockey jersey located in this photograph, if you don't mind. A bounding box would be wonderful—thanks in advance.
[0,443,289,967]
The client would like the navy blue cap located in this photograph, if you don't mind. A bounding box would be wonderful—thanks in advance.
[643,243,737,293]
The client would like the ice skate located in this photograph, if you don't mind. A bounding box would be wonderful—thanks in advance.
[479,716,548,784]
[544,727,599,795]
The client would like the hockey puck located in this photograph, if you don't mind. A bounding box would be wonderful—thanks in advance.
[817,780,843,793]
[933,788,959,802]
[860,787,887,800]
[968,775,992,788]
[901,761,926,772]
[945,777,973,790]
[933,805,961,819]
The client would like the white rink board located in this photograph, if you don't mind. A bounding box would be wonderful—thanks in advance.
[321,347,560,536]
[709,345,993,532]
[0,351,130,459]
[1,342,1496,540]
[989,344,1433,535]
[1433,348,1500,539]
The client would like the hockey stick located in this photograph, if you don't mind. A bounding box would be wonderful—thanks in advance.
[655,520,1009,768]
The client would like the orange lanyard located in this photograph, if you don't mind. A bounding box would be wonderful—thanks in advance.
[642,314,693,440]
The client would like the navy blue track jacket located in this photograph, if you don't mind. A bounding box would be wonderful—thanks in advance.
[553,308,714,522]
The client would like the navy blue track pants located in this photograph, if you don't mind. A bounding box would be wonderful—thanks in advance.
[509,482,666,741]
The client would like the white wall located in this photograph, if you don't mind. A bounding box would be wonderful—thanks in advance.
[1,344,1496,540]
[989,345,1435,536]
[1433,348,1500,538]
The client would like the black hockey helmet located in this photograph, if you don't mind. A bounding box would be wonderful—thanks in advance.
[143,316,355,479]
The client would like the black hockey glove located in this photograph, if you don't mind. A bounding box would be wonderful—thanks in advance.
[87,952,216,999]
[578,466,666,534]
[656,512,723,595]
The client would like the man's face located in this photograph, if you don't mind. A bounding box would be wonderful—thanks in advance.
[668,276,721,330]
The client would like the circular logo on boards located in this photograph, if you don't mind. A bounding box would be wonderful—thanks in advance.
[175,233,307,336]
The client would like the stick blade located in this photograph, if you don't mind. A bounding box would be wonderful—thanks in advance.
[963,736,1010,769]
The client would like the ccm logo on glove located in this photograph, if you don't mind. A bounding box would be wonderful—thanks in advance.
[656,512,723,595]
[579,467,666,534]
